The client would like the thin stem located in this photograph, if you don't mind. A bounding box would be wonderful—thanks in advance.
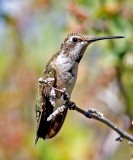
[74,105,133,143]
[40,79,133,144]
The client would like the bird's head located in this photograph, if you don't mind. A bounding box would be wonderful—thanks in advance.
[61,33,124,63]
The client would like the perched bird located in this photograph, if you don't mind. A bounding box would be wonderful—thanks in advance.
[35,33,124,144]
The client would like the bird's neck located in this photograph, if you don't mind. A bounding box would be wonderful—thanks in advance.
[51,50,77,72]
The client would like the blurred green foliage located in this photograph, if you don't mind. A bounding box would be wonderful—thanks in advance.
[0,0,133,160]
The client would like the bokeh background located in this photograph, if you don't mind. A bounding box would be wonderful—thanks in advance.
[0,0,133,160]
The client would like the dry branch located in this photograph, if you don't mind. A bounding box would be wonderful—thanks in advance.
[44,79,133,144]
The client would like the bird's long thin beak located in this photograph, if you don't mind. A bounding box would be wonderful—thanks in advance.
[87,36,125,43]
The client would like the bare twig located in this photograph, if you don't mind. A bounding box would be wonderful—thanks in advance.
[73,105,133,143]
[41,77,133,143]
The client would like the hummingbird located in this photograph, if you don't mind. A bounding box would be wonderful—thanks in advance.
[35,33,124,144]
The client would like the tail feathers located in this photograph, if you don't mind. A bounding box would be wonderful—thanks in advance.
[34,136,39,146]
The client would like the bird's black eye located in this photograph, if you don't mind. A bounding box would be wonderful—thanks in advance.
[72,37,78,43]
